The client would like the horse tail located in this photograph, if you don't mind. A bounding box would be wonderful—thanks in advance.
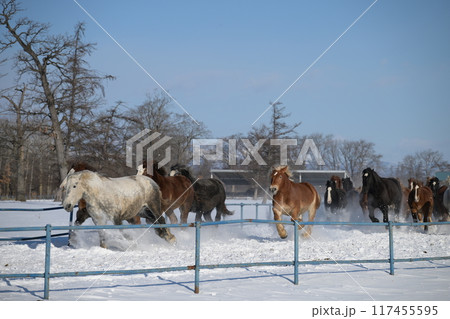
[315,188,321,210]
[217,201,234,216]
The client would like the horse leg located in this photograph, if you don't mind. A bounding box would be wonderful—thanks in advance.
[368,206,379,223]
[424,204,432,233]
[75,207,90,225]
[292,212,310,238]
[303,206,317,238]
[381,205,389,224]
[165,210,179,224]
[203,211,213,222]
[179,208,190,224]
[91,214,108,249]
[273,206,287,239]
[144,211,176,244]
[145,200,176,244]
[214,207,222,222]
[114,217,134,242]
[195,211,203,222]
[394,205,400,223]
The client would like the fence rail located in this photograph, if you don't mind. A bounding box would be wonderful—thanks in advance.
[0,204,449,300]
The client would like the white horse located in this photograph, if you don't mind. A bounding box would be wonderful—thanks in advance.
[61,170,175,248]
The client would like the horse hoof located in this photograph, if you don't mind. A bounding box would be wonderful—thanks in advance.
[279,234,288,239]
[167,235,177,245]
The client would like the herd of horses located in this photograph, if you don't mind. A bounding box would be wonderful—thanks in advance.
[61,161,233,248]
[60,163,450,249]
[320,168,450,233]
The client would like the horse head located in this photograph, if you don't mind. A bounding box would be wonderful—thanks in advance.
[427,177,440,198]
[269,165,291,195]
[342,177,353,192]
[326,180,334,204]
[330,175,342,189]
[169,164,195,183]
[362,167,376,194]
[62,171,88,212]
[169,164,183,176]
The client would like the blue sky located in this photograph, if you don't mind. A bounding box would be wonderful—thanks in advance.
[3,0,450,164]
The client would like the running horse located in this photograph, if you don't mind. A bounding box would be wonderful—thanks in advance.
[324,179,347,214]
[427,177,449,221]
[408,180,434,232]
[137,161,194,224]
[342,177,360,211]
[361,167,402,224]
[269,166,320,238]
[64,162,141,226]
[61,170,175,248]
[169,164,234,222]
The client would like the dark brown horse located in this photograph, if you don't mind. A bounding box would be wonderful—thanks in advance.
[269,166,320,239]
[66,162,141,226]
[138,161,194,224]
[330,175,342,190]
[170,164,234,222]
[408,181,434,232]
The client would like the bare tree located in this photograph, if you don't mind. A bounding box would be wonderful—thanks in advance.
[126,90,210,168]
[0,1,111,182]
[397,149,449,182]
[302,133,340,170]
[339,139,382,185]
[0,0,74,180]
[0,84,30,200]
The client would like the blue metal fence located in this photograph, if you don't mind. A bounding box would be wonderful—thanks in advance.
[0,203,449,300]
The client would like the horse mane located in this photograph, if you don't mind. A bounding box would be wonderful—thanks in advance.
[173,164,196,184]
[273,165,293,178]
[141,160,167,176]
[70,161,97,172]
[152,162,167,176]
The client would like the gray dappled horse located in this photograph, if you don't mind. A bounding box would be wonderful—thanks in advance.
[61,170,175,248]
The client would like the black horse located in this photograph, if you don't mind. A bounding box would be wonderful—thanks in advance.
[427,177,449,221]
[170,164,234,222]
[342,177,360,210]
[361,167,402,224]
[324,180,347,214]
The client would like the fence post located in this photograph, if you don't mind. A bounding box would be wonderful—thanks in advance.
[294,221,299,285]
[44,224,52,300]
[255,203,259,219]
[194,222,201,294]
[240,203,244,220]
[388,221,394,275]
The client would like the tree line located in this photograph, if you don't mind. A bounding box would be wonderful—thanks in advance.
[0,0,448,200]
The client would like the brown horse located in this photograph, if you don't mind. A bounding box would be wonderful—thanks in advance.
[269,166,320,239]
[408,181,434,232]
[66,162,141,226]
[408,177,423,191]
[138,161,194,224]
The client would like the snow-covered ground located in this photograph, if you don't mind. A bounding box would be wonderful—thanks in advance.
[1,199,449,304]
